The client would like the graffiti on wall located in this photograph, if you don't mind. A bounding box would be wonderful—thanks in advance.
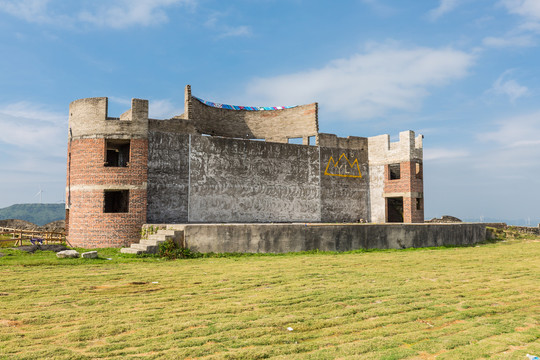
[324,153,362,178]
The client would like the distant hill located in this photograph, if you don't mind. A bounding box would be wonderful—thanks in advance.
[0,203,65,226]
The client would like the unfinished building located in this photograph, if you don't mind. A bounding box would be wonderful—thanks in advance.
[66,85,424,248]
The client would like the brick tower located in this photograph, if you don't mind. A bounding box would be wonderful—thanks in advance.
[66,97,149,247]
[368,131,424,223]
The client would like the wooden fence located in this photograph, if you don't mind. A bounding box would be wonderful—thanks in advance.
[0,227,66,246]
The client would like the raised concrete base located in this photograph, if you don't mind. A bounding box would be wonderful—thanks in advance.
[142,223,486,254]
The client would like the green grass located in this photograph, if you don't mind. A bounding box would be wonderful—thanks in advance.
[0,232,538,359]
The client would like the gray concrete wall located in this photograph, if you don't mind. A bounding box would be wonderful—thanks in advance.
[180,223,486,253]
[147,132,190,223]
[320,146,370,222]
[188,136,321,222]
[147,133,374,224]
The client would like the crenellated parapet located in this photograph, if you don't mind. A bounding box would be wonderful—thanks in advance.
[69,97,148,140]
[367,130,423,165]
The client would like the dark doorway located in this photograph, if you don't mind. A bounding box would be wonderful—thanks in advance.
[105,140,130,167]
[387,197,403,223]
[104,190,129,213]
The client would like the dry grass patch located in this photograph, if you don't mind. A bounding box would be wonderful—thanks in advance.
[0,233,539,359]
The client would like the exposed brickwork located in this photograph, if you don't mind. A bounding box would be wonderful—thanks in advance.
[66,138,148,247]
[187,91,318,142]
[68,188,147,247]
[68,139,147,187]
[384,161,424,223]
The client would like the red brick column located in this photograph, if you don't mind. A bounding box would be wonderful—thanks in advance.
[384,161,424,223]
[66,138,148,248]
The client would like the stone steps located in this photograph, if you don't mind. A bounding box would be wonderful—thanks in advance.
[120,229,183,255]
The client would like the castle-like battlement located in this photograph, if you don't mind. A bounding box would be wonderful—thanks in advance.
[66,85,425,248]
[69,97,148,140]
[368,130,423,165]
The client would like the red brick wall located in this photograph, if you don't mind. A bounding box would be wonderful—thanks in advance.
[66,138,148,248]
[384,161,424,223]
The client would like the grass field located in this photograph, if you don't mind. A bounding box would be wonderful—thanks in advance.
[0,231,539,359]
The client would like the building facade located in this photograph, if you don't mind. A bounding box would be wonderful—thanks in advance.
[66,85,424,248]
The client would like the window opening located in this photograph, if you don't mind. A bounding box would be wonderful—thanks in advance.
[288,137,303,145]
[389,163,401,180]
[387,197,403,223]
[416,162,423,179]
[105,140,130,167]
[104,190,129,213]
[416,198,423,211]
[308,136,316,146]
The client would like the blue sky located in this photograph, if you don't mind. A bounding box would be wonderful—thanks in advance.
[1,0,539,224]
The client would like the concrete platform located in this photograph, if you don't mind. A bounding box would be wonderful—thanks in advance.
[141,223,487,254]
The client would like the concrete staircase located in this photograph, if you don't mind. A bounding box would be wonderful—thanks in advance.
[120,229,183,255]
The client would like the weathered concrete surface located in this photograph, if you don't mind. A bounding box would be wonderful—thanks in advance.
[146,132,190,223]
[189,136,321,223]
[180,223,486,253]
[320,146,369,222]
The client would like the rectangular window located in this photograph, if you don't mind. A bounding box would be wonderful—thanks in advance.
[287,137,303,145]
[105,140,130,167]
[104,190,129,213]
[416,198,423,211]
[416,162,423,179]
[389,163,401,180]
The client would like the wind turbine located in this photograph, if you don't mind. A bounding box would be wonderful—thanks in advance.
[34,185,44,204]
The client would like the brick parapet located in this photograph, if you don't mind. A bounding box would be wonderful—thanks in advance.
[69,97,148,140]
[186,89,318,141]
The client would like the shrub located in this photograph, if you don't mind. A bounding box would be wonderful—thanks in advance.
[158,239,198,259]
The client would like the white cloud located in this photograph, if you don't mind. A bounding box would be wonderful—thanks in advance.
[491,0,540,48]
[218,25,252,39]
[424,148,469,161]
[359,0,396,17]
[0,102,66,155]
[245,43,475,120]
[0,0,52,23]
[0,0,195,28]
[490,71,529,102]
[500,0,540,20]
[149,99,183,119]
[78,0,193,29]
[480,111,540,148]
[482,34,536,48]
[204,12,252,39]
[427,0,459,21]
[477,111,540,170]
